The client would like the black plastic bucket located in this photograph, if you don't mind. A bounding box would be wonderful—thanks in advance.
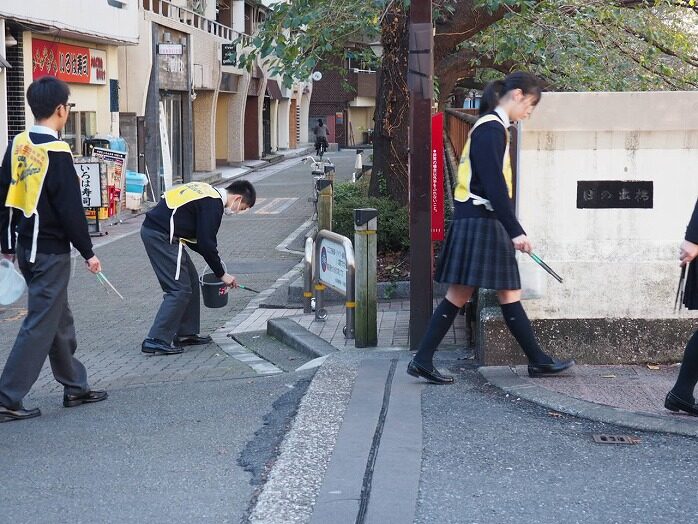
[200,272,229,308]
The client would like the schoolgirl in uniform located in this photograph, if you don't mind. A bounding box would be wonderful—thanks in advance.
[665,198,698,414]
[408,71,574,384]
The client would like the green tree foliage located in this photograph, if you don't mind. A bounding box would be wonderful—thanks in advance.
[233,0,698,201]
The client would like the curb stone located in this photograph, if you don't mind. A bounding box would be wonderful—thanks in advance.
[479,366,698,438]
[267,318,339,359]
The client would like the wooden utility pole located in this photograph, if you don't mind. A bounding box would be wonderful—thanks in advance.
[408,0,433,350]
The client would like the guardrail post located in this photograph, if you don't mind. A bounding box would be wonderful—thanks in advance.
[354,208,377,347]
[304,237,313,314]
[317,179,333,232]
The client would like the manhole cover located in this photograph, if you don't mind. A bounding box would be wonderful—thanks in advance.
[592,434,641,445]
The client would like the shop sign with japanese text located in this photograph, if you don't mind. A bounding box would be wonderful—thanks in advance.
[75,162,103,209]
[32,38,107,85]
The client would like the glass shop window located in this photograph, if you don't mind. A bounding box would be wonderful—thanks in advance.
[61,111,97,155]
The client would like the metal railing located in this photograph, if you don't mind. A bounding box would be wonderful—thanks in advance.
[142,0,236,41]
[444,108,478,157]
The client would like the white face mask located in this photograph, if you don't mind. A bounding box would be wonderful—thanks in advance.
[224,197,242,216]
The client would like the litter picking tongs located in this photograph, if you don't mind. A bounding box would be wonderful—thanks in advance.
[238,284,261,294]
[96,271,124,300]
[527,252,564,284]
[675,264,687,313]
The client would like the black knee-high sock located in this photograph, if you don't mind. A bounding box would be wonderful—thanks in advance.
[413,298,460,369]
[672,330,698,400]
[500,301,553,365]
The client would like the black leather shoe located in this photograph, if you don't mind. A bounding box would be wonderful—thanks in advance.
[0,404,41,423]
[63,390,108,408]
[665,391,698,416]
[528,359,575,378]
[141,338,184,355]
[174,334,213,347]
[407,360,454,385]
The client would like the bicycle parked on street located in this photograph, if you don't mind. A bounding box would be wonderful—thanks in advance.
[302,155,334,221]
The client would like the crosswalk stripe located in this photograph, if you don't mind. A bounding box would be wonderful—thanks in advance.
[253,197,298,215]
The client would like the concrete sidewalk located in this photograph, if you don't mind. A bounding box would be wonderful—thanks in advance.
[252,298,698,437]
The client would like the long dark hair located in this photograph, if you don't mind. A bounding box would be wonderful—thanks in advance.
[479,72,543,116]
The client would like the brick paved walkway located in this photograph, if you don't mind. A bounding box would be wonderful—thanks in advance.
[0,150,361,400]
[227,299,469,350]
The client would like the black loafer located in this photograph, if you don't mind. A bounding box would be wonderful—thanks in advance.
[142,338,184,355]
[0,404,41,423]
[63,390,108,408]
[528,359,575,378]
[174,334,213,347]
[407,360,454,385]
[665,391,698,416]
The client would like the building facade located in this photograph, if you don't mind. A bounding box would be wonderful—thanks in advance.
[0,0,313,202]
[119,0,312,197]
[309,53,377,148]
[0,1,139,151]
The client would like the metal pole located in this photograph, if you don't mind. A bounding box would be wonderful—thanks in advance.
[408,0,434,350]
[303,237,313,314]
[354,208,378,347]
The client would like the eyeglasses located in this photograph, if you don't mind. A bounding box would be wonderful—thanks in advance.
[62,103,75,112]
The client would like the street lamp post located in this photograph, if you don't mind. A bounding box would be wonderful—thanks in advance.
[408,0,433,350]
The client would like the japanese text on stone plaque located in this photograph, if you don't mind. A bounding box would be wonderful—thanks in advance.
[576,181,653,209]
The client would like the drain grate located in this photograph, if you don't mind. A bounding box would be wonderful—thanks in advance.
[592,434,641,445]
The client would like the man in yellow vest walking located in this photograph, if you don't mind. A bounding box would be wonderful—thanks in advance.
[140,180,256,355]
[0,77,108,422]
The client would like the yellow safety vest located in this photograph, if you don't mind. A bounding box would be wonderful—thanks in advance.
[5,131,73,262]
[162,182,224,280]
[454,114,513,208]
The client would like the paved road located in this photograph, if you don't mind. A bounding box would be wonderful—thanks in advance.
[418,365,698,524]
[0,371,313,524]
[0,150,360,523]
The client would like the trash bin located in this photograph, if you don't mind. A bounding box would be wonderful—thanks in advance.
[125,171,148,210]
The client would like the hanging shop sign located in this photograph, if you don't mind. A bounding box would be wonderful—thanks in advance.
[32,38,107,85]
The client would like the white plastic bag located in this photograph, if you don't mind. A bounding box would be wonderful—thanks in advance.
[0,259,26,305]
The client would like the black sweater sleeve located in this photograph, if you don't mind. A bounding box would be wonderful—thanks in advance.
[470,125,525,239]
[0,144,15,254]
[687,198,698,244]
[46,152,95,260]
[190,199,225,278]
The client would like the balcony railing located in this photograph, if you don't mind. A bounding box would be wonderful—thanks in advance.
[142,0,237,41]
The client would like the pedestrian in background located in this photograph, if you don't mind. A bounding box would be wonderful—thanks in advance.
[665,198,698,415]
[0,77,108,422]
[313,119,328,156]
[140,180,256,355]
[408,72,574,384]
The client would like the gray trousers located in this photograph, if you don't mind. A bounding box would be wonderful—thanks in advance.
[0,245,89,409]
[141,225,201,344]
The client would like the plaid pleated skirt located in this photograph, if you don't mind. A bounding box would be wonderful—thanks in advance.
[435,217,521,290]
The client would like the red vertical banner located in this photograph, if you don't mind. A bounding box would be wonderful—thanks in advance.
[431,112,445,241]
